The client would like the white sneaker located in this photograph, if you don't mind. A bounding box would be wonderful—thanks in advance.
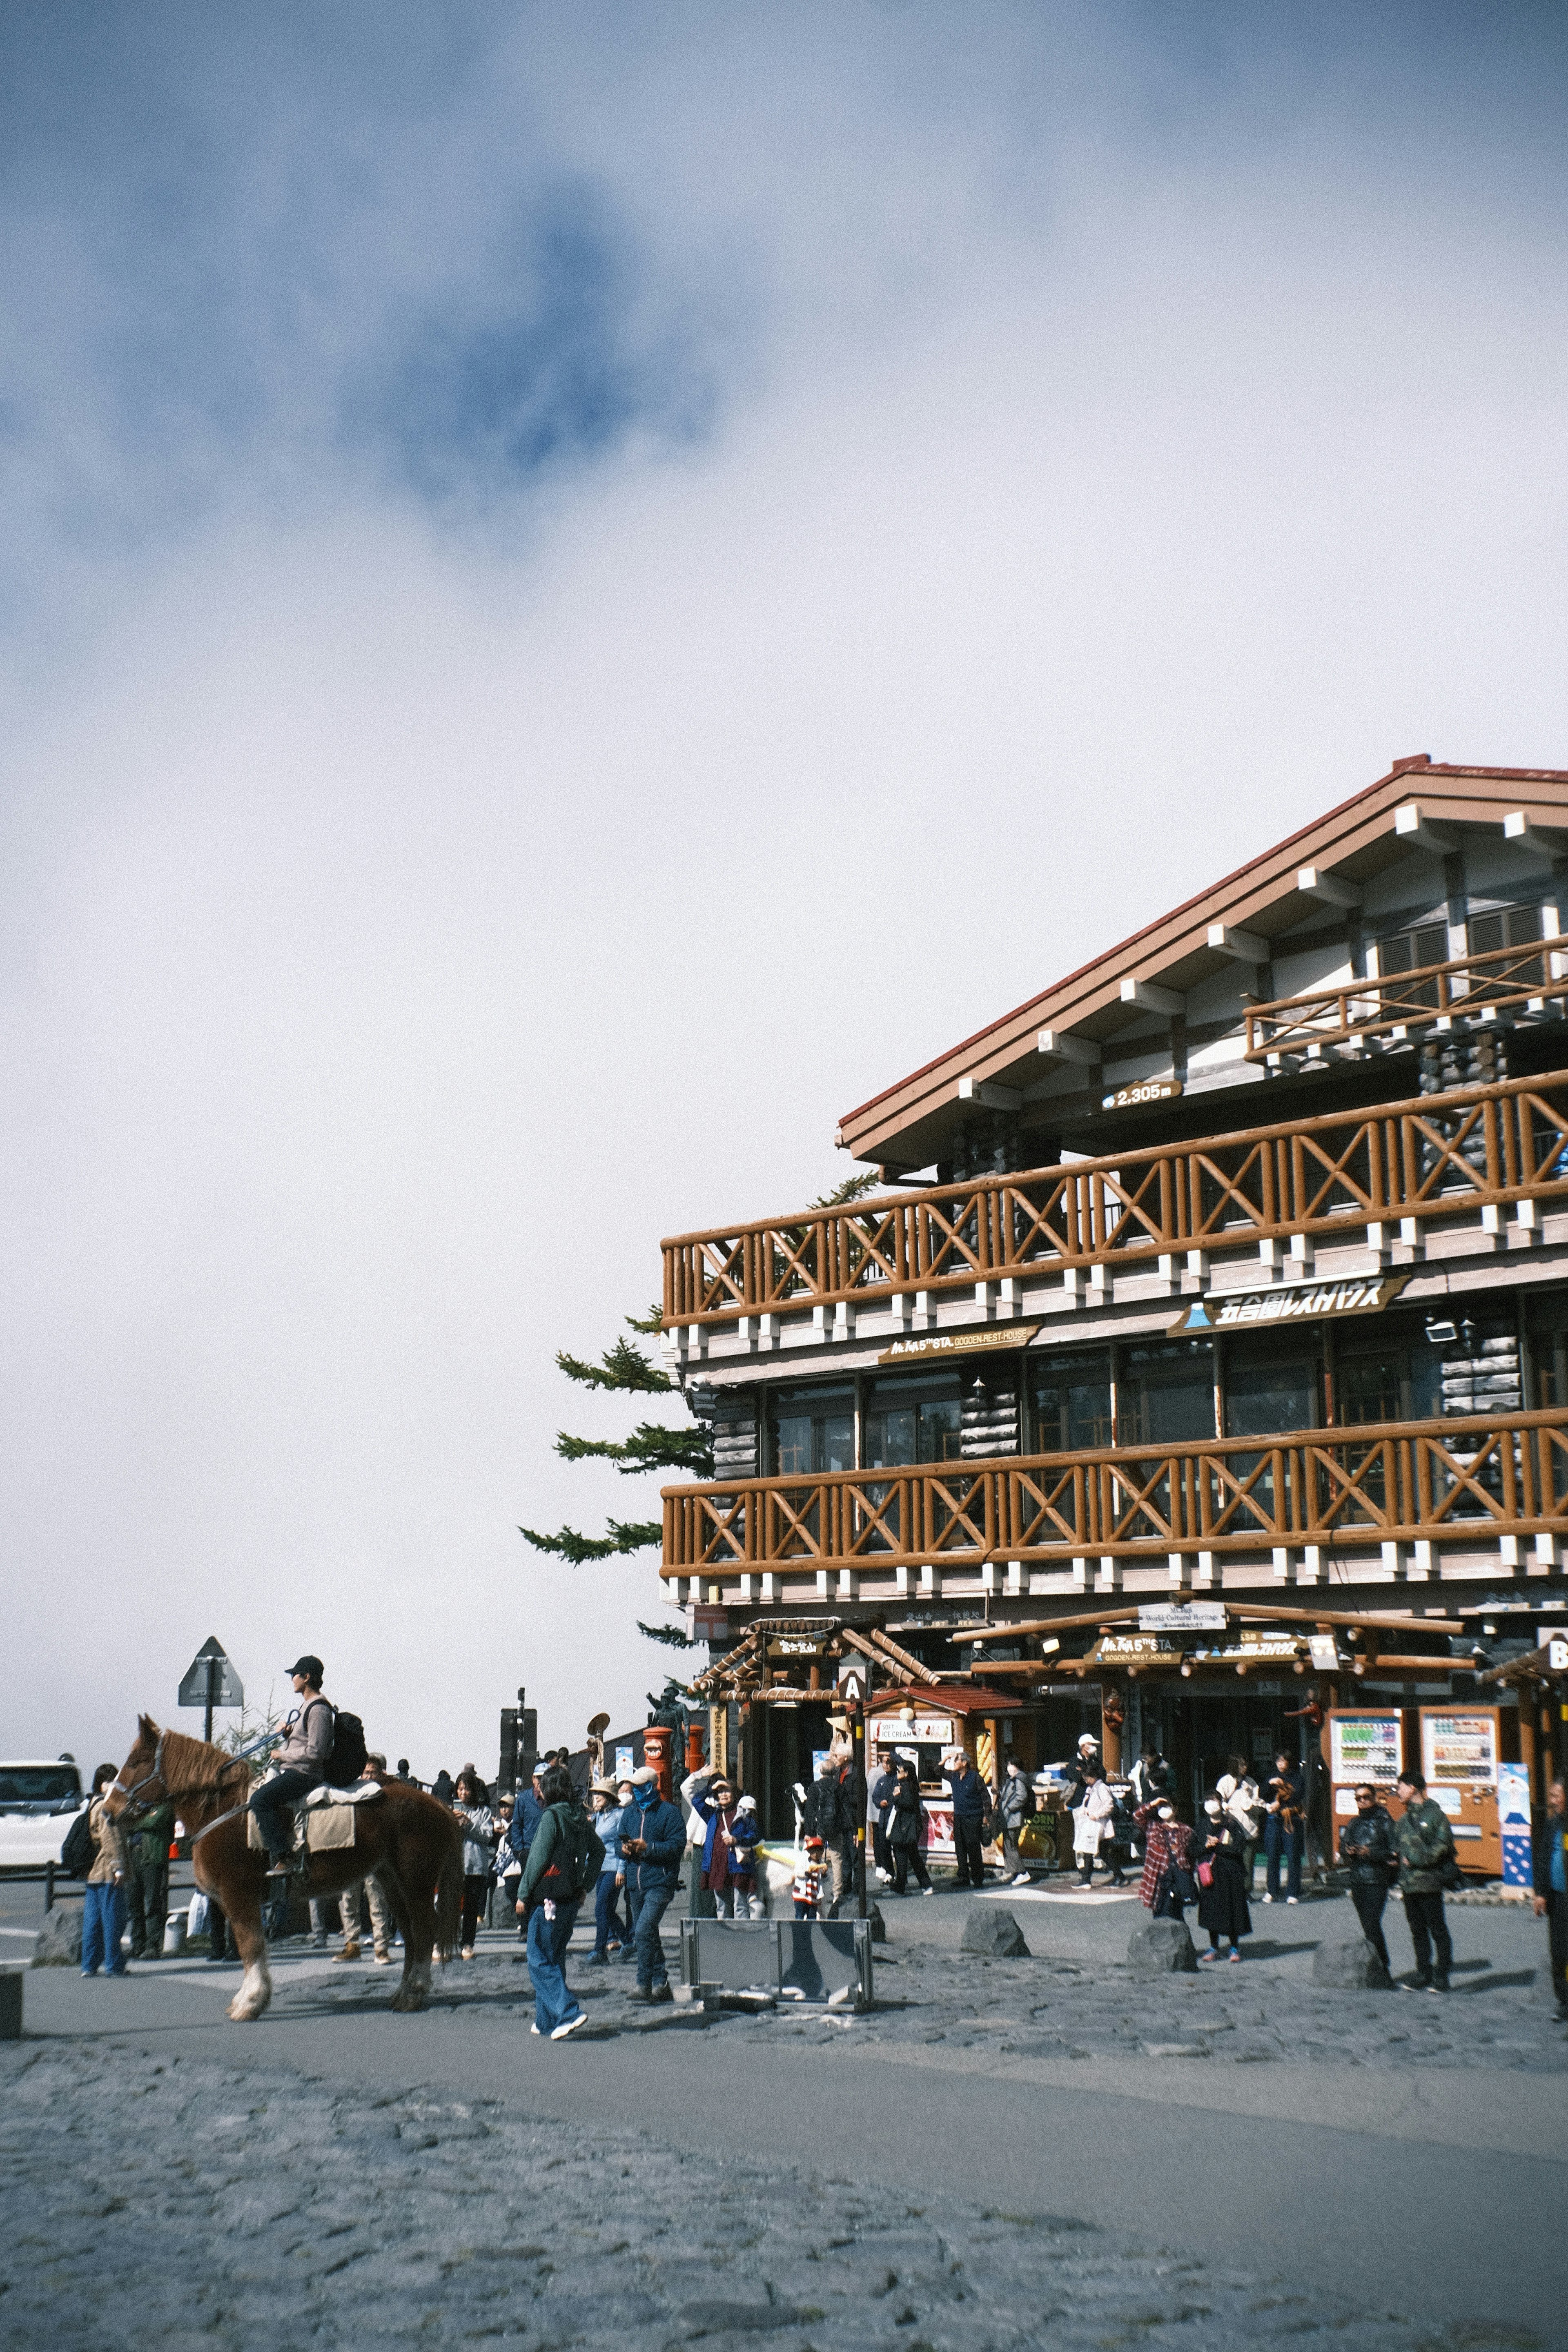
[551,2011,589,2040]
[1286,1895,1298,1906]
[1011,1873,1031,1886]
[920,1886,935,1898]
[1260,1891,1273,1903]
[530,2024,540,2036]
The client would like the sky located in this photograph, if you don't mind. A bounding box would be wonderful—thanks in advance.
[2,1,1567,1778]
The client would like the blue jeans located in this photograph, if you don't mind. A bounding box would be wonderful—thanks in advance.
[629,1879,674,1990]
[593,1873,626,1957]
[1263,1814,1303,1900]
[81,1881,127,1974]
[526,1901,581,2033]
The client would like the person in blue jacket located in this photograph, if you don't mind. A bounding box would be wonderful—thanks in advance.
[618,1764,686,2002]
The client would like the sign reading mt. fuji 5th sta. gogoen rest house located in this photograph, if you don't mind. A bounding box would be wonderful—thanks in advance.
[878,1324,1042,1365]
[1168,1272,1411,1337]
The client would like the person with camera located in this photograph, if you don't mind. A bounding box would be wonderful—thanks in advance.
[1394,1768,1457,1992]
[1337,1782,1400,1978]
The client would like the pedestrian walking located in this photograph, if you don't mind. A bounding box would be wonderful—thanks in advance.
[943,1748,991,1889]
[518,1762,603,2040]
[1071,1765,1116,1889]
[995,1758,1035,1885]
[1135,1799,1193,1919]
[1193,1792,1252,1962]
[1531,1775,1568,2021]
[887,1758,933,1895]
[586,1777,628,1962]
[1221,1762,1264,1895]
[1393,1768,1457,1992]
[870,1753,899,1883]
[452,1767,497,1959]
[80,1764,129,1978]
[1338,1782,1399,1979]
[124,1795,174,1960]
[1261,1750,1306,1905]
[619,1763,684,2003]
[334,1751,395,1964]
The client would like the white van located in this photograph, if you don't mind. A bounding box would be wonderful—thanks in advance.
[0,1760,87,1871]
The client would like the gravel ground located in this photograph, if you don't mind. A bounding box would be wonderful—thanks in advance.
[0,2035,1544,2352]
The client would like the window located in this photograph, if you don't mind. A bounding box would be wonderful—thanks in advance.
[1119,1343,1216,1446]
[1377,919,1448,1011]
[769,1385,855,1477]
[1338,1341,1441,1428]
[1030,1350,1113,1452]
[864,1373,962,1467]
[1225,1347,1320,1439]
[1468,902,1546,998]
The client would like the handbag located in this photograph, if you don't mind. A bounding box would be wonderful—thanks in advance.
[1195,1859,1214,1889]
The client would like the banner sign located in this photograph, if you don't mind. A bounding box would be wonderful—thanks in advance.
[1139,1602,1227,1632]
[1168,1271,1411,1337]
[870,1715,953,1747]
[879,1323,1041,1364]
[1497,1761,1533,1890]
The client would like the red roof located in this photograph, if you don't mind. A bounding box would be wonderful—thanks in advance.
[868,1680,1022,1715]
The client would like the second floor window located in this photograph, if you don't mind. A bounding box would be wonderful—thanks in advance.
[770,1384,854,1478]
[864,1373,962,1468]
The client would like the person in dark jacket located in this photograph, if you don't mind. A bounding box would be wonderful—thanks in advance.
[1394,1769,1457,1991]
[870,1757,900,1883]
[1193,1793,1252,1962]
[803,1756,862,1917]
[1531,1775,1568,2021]
[518,1763,604,2040]
[619,1765,685,2001]
[125,1797,175,1960]
[942,1751,990,1889]
[1337,1783,1399,1976]
[886,1758,933,1895]
[1261,1750,1306,1906]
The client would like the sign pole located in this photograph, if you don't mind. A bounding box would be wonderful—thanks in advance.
[851,1696,866,1920]
[205,1653,217,1745]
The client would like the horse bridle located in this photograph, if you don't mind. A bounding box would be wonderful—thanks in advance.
[110,1731,244,1830]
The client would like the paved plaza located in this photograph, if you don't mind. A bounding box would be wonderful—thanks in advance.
[3,1882,1563,2350]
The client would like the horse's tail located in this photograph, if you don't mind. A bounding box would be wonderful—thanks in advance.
[434,1824,462,1963]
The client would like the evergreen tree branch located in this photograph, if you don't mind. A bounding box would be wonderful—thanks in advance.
[518,1517,662,1565]
[637,1619,699,1648]
[555,1423,713,1477]
[555,1336,673,1394]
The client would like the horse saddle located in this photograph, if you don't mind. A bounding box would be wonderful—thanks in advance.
[247,1781,384,1857]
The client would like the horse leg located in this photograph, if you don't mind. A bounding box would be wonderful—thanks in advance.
[215,1866,272,2022]
[379,1866,430,2012]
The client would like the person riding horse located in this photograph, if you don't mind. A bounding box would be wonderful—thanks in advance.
[250,1655,335,1868]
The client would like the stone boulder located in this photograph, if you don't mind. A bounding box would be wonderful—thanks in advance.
[31,1904,82,1967]
[1126,1915,1198,1976]
[1312,1936,1392,1991]
[961,1906,1030,1959]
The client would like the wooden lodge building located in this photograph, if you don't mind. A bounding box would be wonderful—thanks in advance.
[657,757,1568,1854]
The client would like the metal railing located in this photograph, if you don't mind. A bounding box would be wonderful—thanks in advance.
[1244,934,1567,1062]
[662,1071,1568,1328]
[662,1408,1568,1572]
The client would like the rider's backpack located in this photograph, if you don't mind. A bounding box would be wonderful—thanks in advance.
[325,1708,368,1786]
[60,1804,95,1878]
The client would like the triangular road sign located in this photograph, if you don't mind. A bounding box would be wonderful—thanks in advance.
[178,1637,243,1711]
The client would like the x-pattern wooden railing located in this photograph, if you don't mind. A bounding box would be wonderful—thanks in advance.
[661,1410,1568,1572]
[663,1071,1568,1327]
[1245,935,1568,1061]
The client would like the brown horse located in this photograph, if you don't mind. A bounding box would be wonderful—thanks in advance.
[105,1716,462,2021]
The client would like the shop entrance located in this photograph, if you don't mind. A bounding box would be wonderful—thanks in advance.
[756,1704,835,1842]
[1136,1687,1300,1815]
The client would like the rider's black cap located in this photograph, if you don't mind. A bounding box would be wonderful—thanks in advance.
[286,1655,324,1684]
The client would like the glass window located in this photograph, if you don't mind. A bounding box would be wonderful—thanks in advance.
[864,1372,962,1468]
[769,1384,855,1477]
[1225,1347,1321,1438]
[1120,1342,1215,1446]
[1030,1350,1113,1452]
[1338,1341,1441,1427]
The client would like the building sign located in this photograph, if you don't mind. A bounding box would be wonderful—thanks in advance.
[1421,1712,1497,1788]
[1092,1632,1185,1666]
[1307,1634,1340,1671]
[870,1715,953,1747]
[1139,1602,1227,1633]
[768,1636,825,1659]
[879,1323,1042,1365]
[1497,1760,1533,1890]
[1167,1271,1411,1337]
[1102,1079,1183,1111]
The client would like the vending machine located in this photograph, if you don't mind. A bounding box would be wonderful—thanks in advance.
[1325,1709,1407,1862]
[1418,1706,1502,1879]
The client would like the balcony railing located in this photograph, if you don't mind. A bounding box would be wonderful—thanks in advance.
[662,1071,1568,1329]
[661,1409,1568,1574]
[1244,935,1567,1062]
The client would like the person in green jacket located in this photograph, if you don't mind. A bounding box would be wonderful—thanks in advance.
[518,1764,604,2041]
[1394,1769,1457,1992]
[125,1798,175,1960]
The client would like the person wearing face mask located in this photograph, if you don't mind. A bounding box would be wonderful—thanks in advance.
[1135,1798,1194,1919]
[1337,1782,1399,1978]
[1193,1789,1252,1962]
[618,1764,686,2003]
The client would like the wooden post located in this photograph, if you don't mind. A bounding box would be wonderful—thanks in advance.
[1519,1688,1539,1809]
[1100,1682,1124,1774]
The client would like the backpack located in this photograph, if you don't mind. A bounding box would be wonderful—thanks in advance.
[324,1707,368,1786]
[537,1805,598,1904]
[61,1804,95,1878]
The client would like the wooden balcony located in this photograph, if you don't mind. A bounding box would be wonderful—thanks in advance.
[662,1408,1568,1582]
[1244,934,1568,1062]
[662,1071,1568,1330]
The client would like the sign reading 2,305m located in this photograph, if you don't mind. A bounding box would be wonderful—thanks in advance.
[1101,1079,1183,1111]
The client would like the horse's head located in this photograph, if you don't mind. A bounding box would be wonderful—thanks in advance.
[103,1714,165,1821]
